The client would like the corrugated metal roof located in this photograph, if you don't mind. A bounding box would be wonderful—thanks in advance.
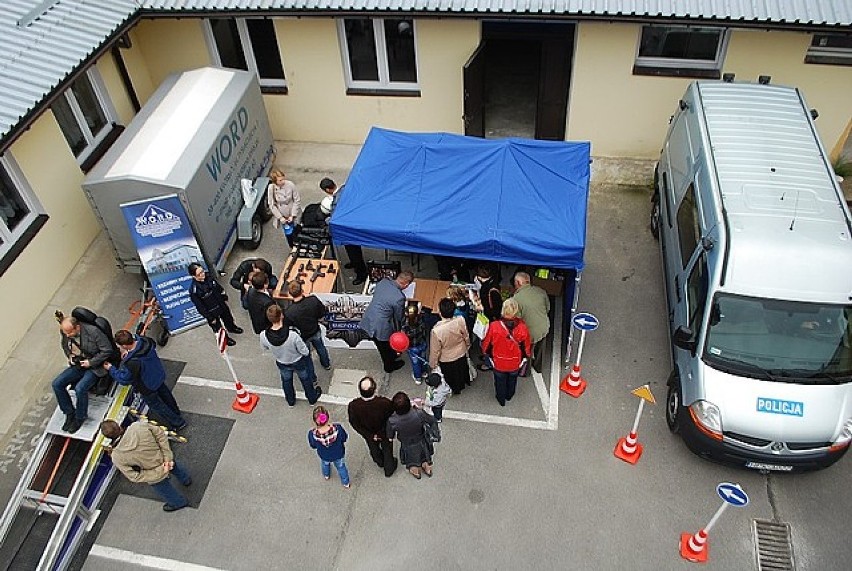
[140,0,852,26]
[2,0,851,148]
[0,0,138,146]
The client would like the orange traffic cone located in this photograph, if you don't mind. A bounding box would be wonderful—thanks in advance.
[613,430,643,464]
[559,364,587,398]
[679,528,709,563]
[232,381,259,413]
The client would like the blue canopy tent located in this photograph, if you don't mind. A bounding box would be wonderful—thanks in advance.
[330,127,590,270]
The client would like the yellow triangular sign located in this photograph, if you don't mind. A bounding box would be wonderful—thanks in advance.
[631,384,656,404]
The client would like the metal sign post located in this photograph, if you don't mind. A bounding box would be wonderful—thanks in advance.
[613,385,656,464]
[216,329,259,413]
[680,483,749,563]
[560,312,599,397]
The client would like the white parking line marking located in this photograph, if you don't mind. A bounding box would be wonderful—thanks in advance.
[179,375,555,431]
[89,545,226,571]
[546,297,565,430]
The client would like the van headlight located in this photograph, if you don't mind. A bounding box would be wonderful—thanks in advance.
[830,418,852,452]
[689,400,724,441]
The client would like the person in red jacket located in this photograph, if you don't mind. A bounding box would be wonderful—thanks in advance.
[481,298,532,406]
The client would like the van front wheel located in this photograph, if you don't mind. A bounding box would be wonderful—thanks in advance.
[666,377,682,433]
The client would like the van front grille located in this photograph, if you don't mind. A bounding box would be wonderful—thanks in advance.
[725,432,831,451]
[785,441,831,451]
[725,432,771,447]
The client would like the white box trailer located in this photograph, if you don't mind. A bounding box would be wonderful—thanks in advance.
[83,67,275,272]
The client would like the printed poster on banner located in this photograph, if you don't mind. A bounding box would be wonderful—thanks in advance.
[120,194,207,334]
[315,293,374,349]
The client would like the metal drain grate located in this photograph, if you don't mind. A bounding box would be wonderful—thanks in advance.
[753,519,795,571]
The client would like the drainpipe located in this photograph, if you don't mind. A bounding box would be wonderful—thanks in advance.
[111,35,140,113]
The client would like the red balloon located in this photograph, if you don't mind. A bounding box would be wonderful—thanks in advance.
[389,331,410,352]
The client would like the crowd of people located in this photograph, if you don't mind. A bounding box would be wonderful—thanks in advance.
[48,175,555,509]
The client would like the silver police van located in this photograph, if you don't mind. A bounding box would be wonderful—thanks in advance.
[651,80,852,472]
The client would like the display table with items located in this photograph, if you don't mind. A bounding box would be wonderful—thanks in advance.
[273,257,339,299]
[410,279,452,312]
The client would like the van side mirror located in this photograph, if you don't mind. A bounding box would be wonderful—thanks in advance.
[673,326,697,353]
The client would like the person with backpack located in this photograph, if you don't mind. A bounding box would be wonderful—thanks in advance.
[480,298,532,407]
[52,311,115,433]
[105,330,187,431]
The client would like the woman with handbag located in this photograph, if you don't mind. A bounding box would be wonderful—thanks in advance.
[387,391,439,479]
[428,298,471,395]
[267,169,301,248]
[481,298,532,407]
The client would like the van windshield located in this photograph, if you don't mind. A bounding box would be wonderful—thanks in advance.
[704,294,852,384]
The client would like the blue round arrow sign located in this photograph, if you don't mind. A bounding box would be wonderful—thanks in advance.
[717,483,749,507]
[571,312,599,331]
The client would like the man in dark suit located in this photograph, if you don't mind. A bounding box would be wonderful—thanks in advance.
[245,271,276,335]
[358,270,414,373]
[347,376,397,477]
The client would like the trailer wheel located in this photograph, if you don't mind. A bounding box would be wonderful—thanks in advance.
[243,214,263,250]
[259,188,273,222]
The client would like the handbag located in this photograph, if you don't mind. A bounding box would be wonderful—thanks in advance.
[473,312,489,340]
[421,410,441,443]
[517,358,530,377]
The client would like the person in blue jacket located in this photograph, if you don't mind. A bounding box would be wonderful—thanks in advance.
[105,330,187,431]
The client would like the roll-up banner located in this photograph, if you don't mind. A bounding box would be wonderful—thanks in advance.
[121,194,207,334]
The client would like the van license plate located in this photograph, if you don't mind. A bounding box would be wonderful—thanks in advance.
[746,462,793,472]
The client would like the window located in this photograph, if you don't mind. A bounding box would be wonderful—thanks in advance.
[0,154,48,276]
[51,69,117,166]
[806,34,852,66]
[686,254,709,332]
[676,184,701,269]
[206,18,287,92]
[634,26,728,78]
[338,18,419,94]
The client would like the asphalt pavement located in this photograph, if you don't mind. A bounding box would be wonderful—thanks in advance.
[0,146,849,571]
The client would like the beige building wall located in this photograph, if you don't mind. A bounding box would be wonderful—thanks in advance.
[131,18,212,104]
[0,50,138,366]
[0,118,100,365]
[568,22,852,158]
[269,18,479,143]
[128,17,479,144]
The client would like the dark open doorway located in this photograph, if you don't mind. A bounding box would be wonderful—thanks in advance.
[463,21,575,141]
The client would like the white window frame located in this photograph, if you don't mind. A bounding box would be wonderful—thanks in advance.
[0,153,46,258]
[54,68,117,165]
[806,34,852,66]
[635,26,730,71]
[203,18,288,90]
[337,18,420,92]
